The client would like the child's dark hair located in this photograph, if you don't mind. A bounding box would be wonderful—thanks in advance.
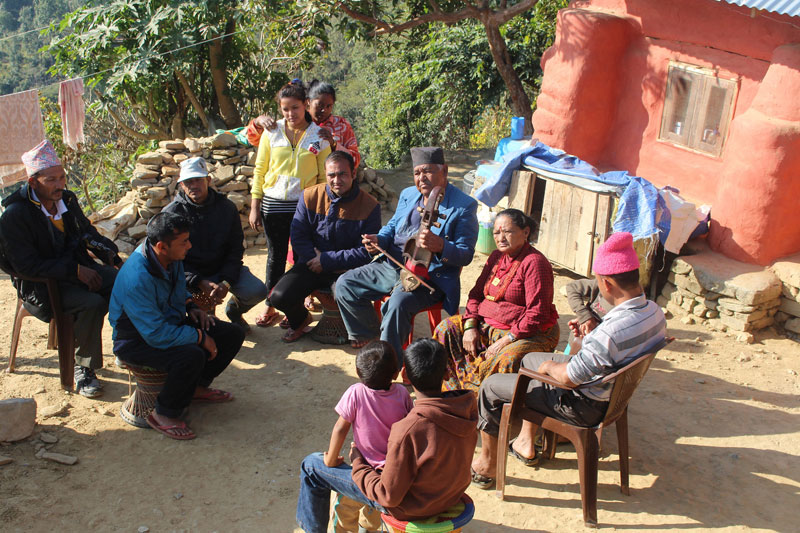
[606,268,641,290]
[307,79,336,102]
[356,341,398,390]
[403,339,446,394]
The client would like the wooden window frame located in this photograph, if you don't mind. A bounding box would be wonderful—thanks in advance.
[658,62,738,158]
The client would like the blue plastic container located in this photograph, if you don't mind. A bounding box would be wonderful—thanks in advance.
[510,116,525,140]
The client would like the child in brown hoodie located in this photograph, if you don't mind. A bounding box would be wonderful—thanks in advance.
[296,338,478,532]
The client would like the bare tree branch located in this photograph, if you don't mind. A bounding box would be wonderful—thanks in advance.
[94,90,163,140]
[175,69,211,132]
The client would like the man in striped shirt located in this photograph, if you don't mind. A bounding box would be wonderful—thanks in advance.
[470,232,666,487]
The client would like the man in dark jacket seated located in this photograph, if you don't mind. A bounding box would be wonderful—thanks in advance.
[0,140,121,397]
[269,151,381,342]
[162,156,267,332]
[109,212,245,440]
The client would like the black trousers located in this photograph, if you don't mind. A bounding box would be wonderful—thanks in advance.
[269,263,340,329]
[261,211,295,293]
[114,320,245,418]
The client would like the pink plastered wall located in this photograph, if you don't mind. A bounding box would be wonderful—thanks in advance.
[532,0,800,265]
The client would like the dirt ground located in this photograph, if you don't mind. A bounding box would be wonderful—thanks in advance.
[1,154,799,532]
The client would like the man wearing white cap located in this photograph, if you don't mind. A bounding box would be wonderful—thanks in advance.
[0,139,122,397]
[162,156,267,331]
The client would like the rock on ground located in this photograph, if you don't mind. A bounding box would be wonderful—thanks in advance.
[0,397,36,442]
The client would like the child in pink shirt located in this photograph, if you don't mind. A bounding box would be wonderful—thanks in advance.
[324,341,413,532]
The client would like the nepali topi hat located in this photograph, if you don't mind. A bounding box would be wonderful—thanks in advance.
[592,232,640,275]
[21,139,62,177]
[410,147,445,167]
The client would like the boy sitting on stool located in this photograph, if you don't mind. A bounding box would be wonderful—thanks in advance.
[296,339,478,532]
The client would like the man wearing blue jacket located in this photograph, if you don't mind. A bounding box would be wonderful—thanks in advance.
[109,212,244,440]
[335,147,479,361]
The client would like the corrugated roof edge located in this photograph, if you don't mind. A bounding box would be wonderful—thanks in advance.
[716,0,800,18]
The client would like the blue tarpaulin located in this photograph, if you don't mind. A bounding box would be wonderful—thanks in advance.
[474,142,670,242]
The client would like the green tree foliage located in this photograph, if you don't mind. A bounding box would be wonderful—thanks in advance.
[337,0,564,167]
[0,0,84,96]
[45,0,328,140]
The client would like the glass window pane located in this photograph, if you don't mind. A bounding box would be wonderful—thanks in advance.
[668,72,693,136]
[701,85,727,146]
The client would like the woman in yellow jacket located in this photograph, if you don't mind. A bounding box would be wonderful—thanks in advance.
[248,81,331,327]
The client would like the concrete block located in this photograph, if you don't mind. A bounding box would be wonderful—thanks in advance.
[0,398,36,442]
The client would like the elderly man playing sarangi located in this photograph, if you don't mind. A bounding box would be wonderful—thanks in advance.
[334,147,478,363]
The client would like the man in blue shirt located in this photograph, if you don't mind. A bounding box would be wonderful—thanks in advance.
[109,212,244,440]
[334,147,478,362]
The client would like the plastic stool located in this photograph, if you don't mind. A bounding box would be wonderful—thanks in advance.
[373,297,443,349]
[381,493,474,533]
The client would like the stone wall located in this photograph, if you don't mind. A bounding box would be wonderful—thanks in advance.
[90,133,396,255]
[653,241,790,343]
[771,253,800,338]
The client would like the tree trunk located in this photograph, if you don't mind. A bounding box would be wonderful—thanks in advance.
[483,20,533,131]
[209,35,243,128]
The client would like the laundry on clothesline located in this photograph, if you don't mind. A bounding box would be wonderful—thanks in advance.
[0,89,45,188]
[59,78,86,150]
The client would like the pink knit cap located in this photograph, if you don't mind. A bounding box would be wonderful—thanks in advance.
[592,232,640,275]
[21,139,62,177]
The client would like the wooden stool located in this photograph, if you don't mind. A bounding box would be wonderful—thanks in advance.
[373,297,443,349]
[310,289,348,345]
[116,359,167,428]
[381,494,474,533]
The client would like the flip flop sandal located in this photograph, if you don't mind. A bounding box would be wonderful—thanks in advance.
[255,309,281,327]
[350,338,372,349]
[470,467,495,490]
[281,325,313,343]
[146,414,196,440]
[192,387,235,403]
[304,297,321,312]
[279,317,291,329]
[508,438,540,467]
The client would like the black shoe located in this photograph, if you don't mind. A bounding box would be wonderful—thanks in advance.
[74,366,103,398]
[225,308,251,333]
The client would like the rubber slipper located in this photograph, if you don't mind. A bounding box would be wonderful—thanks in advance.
[279,317,291,329]
[255,309,281,327]
[146,414,196,440]
[350,338,372,349]
[470,467,495,490]
[508,438,540,467]
[192,387,234,403]
[281,325,313,343]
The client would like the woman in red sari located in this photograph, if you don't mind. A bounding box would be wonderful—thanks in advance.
[433,209,560,392]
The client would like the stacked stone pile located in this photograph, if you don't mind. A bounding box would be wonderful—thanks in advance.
[771,253,800,337]
[654,242,783,342]
[90,133,396,255]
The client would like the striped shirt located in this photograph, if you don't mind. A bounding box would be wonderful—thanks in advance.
[567,294,666,401]
[260,197,298,215]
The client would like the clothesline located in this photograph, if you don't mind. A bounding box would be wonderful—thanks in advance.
[0,24,51,43]
[1,25,253,97]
